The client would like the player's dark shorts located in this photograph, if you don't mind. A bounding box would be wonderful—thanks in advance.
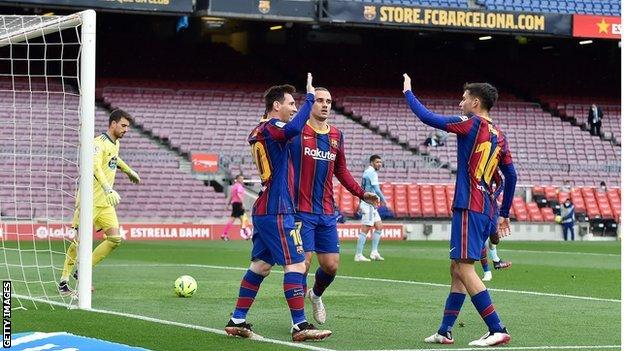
[251,214,305,266]
[450,209,492,261]
[295,212,340,254]
[231,202,245,218]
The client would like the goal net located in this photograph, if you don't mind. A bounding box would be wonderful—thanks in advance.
[0,10,95,310]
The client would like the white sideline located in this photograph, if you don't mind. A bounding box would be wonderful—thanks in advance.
[105,263,621,303]
[14,294,619,351]
[14,294,335,351]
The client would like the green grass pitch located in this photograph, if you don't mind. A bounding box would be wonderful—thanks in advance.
[9,240,621,350]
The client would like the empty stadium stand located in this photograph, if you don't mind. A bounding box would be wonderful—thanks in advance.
[0,80,228,222]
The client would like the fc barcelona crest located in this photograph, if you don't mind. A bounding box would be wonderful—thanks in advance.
[258,0,270,14]
[330,139,339,148]
[363,6,376,21]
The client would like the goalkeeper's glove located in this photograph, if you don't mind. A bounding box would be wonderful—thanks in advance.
[103,186,121,207]
[127,169,141,184]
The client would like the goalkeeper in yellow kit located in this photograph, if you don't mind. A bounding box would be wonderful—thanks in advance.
[58,109,140,295]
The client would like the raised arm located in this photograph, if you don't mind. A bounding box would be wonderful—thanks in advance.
[402,73,472,134]
[283,73,315,139]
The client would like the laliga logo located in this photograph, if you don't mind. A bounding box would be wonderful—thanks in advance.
[304,147,336,161]
[35,226,76,240]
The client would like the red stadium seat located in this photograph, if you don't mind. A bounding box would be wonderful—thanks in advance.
[585,203,601,218]
[544,186,557,201]
[394,197,409,217]
[527,202,544,222]
[557,192,570,204]
[540,207,555,222]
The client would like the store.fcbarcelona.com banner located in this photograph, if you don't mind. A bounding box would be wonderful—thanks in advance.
[0,223,404,241]
[573,15,621,39]
[0,0,194,14]
[324,1,571,35]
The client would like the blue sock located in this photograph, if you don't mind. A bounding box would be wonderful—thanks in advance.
[371,230,382,252]
[471,290,505,333]
[232,270,264,320]
[438,292,466,335]
[312,267,335,297]
[283,272,306,325]
[356,232,367,255]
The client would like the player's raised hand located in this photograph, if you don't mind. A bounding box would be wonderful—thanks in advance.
[497,217,511,237]
[363,192,380,207]
[402,73,412,93]
[306,72,315,95]
[127,169,141,184]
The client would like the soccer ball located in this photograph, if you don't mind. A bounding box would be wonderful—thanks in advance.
[554,215,562,224]
[174,275,197,297]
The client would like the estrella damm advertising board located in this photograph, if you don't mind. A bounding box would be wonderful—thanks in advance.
[327,1,571,36]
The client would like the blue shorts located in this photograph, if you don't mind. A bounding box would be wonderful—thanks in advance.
[251,214,305,266]
[295,212,340,254]
[450,209,491,261]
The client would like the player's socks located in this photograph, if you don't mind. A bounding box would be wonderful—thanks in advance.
[356,232,367,256]
[437,292,466,335]
[371,230,382,253]
[92,235,120,266]
[232,270,264,320]
[283,272,306,325]
[471,290,505,333]
[489,244,500,262]
[61,241,77,281]
[312,267,335,297]
[480,247,490,272]
[222,219,234,238]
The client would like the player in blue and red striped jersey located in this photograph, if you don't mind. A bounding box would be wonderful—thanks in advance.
[403,74,517,347]
[288,87,379,325]
[225,74,332,342]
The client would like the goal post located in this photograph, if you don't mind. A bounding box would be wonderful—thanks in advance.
[0,10,95,310]
[78,9,96,311]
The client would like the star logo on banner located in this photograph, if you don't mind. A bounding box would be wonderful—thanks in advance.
[119,226,128,240]
[596,18,610,34]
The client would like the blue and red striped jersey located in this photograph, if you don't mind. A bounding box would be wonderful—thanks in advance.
[288,122,365,215]
[405,90,517,218]
[248,93,315,215]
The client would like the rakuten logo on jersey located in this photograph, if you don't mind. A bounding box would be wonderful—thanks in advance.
[304,147,336,161]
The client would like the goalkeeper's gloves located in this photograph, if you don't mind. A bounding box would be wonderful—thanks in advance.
[103,186,121,207]
[126,169,141,184]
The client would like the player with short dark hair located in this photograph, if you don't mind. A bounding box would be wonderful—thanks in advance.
[225,74,332,342]
[355,154,387,262]
[288,86,378,325]
[403,74,517,347]
[58,109,140,295]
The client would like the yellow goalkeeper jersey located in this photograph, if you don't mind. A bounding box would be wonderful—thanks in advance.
[77,133,122,208]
